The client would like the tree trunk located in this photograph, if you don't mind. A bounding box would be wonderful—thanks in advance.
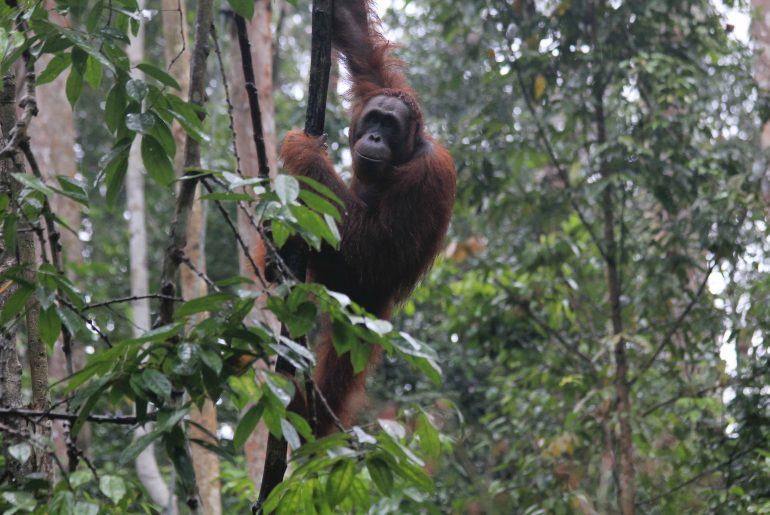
[596,89,635,514]
[229,0,278,486]
[162,2,222,512]
[752,1,770,212]
[26,2,87,472]
[0,74,31,484]
[0,71,52,484]
[127,5,177,511]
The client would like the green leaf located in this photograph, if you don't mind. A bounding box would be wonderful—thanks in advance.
[137,63,181,90]
[326,459,355,505]
[99,475,126,504]
[142,369,172,401]
[11,173,56,198]
[125,112,155,134]
[200,347,223,374]
[1,492,37,512]
[299,189,342,222]
[264,373,294,408]
[228,0,255,19]
[350,340,372,374]
[176,293,232,319]
[234,404,263,449]
[39,305,61,349]
[141,135,175,186]
[85,1,104,32]
[84,55,102,89]
[3,214,17,255]
[275,174,300,204]
[163,94,208,142]
[147,112,176,157]
[8,442,31,464]
[118,428,160,465]
[36,52,71,86]
[366,456,394,495]
[281,418,301,450]
[65,67,83,106]
[105,155,128,206]
[271,220,291,248]
[56,176,89,206]
[1,284,32,324]
[126,78,148,102]
[416,411,441,459]
[105,80,128,132]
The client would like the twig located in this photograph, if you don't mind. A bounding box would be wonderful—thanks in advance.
[83,294,184,310]
[635,447,755,507]
[0,407,151,424]
[210,21,244,177]
[631,260,716,385]
[200,177,267,287]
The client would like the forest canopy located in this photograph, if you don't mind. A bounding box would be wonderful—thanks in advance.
[1,0,769,513]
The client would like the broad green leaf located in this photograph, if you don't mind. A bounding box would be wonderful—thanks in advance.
[137,63,181,90]
[118,431,160,465]
[84,55,102,89]
[99,475,126,504]
[234,404,263,449]
[1,284,32,324]
[228,0,255,19]
[65,67,83,105]
[141,369,172,401]
[350,340,372,374]
[39,305,61,348]
[416,411,441,458]
[281,418,301,450]
[366,456,394,495]
[326,459,355,505]
[141,135,175,186]
[125,112,155,133]
[36,52,71,85]
[126,78,148,102]
[8,442,31,464]
[275,174,300,204]
[105,80,128,132]
[176,293,232,319]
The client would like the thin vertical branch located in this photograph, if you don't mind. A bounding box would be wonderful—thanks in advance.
[254,1,334,512]
[234,13,270,179]
[156,1,215,512]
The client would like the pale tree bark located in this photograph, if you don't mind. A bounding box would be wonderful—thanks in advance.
[162,2,222,513]
[25,2,87,471]
[127,5,177,511]
[229,0,278,486]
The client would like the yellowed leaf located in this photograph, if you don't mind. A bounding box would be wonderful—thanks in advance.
[534,74,546,100]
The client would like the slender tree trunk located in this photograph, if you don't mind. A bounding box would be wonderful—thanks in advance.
[0,71,52,483]
[25,2,87,471]
[157,1,216,510]
[752,1,770,214]
[596,88,635,514]
[126,5,177,510]
[229,0,278,486]
[0,74,31,484]
[162,2,222,512]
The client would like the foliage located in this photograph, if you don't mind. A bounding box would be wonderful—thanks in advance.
[1,0,770,513]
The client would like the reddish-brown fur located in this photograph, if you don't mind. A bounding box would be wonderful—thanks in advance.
[280,0,455,435]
